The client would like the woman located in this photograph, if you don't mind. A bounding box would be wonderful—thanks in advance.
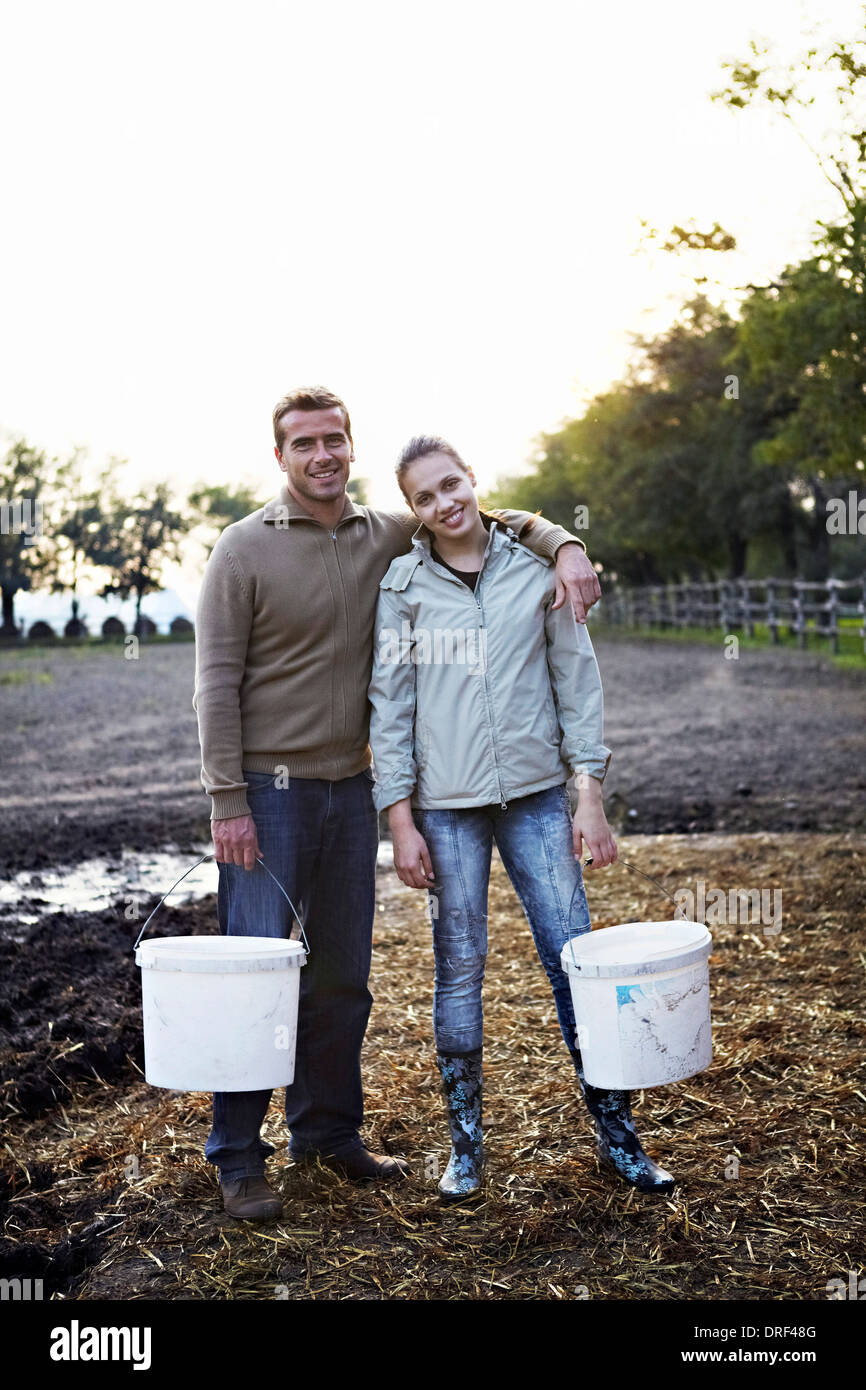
[368,436,675,1201]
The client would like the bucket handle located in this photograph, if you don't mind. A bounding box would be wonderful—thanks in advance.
[132,854,311,957]
[564,853,692,971]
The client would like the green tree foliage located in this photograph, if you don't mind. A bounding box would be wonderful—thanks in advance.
[189,482,263,529]
[489,298,799,583]
[188,481,264,558]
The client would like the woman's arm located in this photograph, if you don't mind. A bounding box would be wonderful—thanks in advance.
[368,587,437,888]
[368,585,419,814]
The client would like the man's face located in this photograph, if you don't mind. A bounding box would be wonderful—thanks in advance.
[274,406,354,507]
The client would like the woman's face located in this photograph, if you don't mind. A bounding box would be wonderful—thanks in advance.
[403,452,480,541]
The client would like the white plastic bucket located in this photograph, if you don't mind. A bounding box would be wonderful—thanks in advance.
[135,935,306,1091]
[560,920,712,1090]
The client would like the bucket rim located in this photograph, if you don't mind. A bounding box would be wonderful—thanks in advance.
[136,935,307,973]
[560,920,711,978]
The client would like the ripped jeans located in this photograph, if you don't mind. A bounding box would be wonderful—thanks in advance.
[412,784,591,1056]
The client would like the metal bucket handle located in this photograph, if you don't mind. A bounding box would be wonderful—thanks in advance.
[564,853,692,971]
[132,854,310,957]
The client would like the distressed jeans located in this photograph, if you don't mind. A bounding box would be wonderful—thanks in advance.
[204,768,379,1181]
[412,784,591,1055]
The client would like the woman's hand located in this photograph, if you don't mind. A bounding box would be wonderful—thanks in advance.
[392,824,436,888]
[572,773,617,869]
[387,797,436,889]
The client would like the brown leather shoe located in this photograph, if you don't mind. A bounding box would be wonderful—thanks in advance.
[299,1147,410,1182]
[221,1175,283,1220]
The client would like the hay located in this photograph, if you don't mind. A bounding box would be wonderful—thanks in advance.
[1,831,864,1300]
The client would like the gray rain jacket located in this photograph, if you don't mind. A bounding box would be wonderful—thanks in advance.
[367,516,611,812]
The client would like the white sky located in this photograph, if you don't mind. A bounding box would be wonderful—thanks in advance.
[2,0,861,590]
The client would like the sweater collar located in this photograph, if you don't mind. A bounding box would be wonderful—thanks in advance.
[262,483,366,526]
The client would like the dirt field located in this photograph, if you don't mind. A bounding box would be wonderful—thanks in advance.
[1,636,864,874]
[0,639,864,1301]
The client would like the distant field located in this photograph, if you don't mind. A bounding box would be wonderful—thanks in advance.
[1,635,865,872]
[594,617,866,670]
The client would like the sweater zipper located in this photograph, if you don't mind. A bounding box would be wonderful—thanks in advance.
[330,528,352,740]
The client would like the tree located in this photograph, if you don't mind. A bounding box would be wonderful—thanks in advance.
[711,13,866,576]
[0,439,53,637]
[97,482,192,632]
[712,15,866,216]
[488,297,794,584]
[42,451,120,628]
[188,481,263,535]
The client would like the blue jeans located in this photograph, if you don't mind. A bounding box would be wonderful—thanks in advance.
[412,784,590,1055]
[204,768,379,1180]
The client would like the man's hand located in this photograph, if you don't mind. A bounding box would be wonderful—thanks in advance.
[553,542,601,623]
[213,813,261,870]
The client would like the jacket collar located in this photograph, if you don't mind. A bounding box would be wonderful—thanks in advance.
[262,483,366,526]
[410,509,518,558]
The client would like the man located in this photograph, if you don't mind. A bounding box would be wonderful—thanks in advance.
[193,386,600,1220]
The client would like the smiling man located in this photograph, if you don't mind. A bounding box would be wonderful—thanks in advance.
[193,385,601,1220]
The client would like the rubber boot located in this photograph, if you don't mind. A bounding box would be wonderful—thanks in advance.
[571,1049,675,1194]
[436,1049,484,1202]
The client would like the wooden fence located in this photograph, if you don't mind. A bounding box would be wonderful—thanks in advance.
[595,576,866,654]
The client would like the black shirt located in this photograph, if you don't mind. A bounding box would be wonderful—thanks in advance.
[430,547,480,592]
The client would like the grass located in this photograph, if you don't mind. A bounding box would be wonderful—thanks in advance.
[592,619,866,672]
[0,633,194,658]
[0,668,53,685]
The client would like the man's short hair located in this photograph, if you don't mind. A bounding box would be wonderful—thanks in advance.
[272,387,352,454]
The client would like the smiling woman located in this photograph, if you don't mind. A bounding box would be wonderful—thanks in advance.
[368,432,679,1203]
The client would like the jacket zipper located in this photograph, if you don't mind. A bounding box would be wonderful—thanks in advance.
[473,579,508,811]
[421,529,509,810]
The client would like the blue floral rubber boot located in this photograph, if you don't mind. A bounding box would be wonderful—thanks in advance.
[570,1050,675,1194]
[436,1050,484,1203]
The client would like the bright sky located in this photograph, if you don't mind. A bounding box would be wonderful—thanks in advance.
[2,0,860,567]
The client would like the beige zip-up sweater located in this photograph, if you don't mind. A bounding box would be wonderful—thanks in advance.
[192,484,583,820]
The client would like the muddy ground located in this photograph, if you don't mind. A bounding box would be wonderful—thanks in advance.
[1,636,864,875]
[0,638,864,1302]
